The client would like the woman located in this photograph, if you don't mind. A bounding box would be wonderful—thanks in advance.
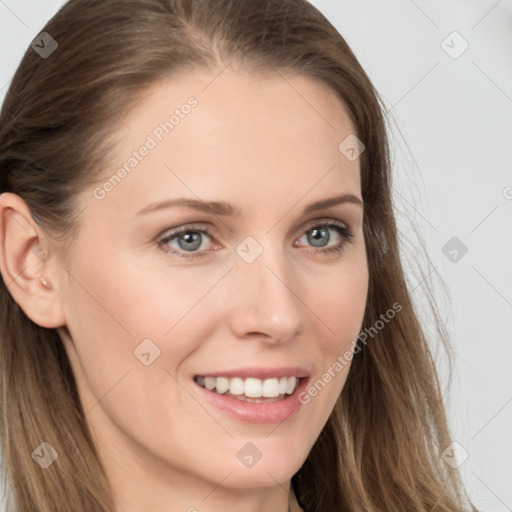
[0,0,477,511]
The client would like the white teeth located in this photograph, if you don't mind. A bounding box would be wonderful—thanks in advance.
[244,378,262,398]
[285,376,297,395]
[278,376,288,395]
[262,378,280,398]
[215,377,230,394]
[229,377,244,395]
[196,375,300,398]
[204,376,216,391]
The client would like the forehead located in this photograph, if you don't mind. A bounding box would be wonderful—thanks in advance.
[85,68,361,219]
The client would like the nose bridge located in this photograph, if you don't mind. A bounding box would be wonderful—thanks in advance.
[227,237,304,340]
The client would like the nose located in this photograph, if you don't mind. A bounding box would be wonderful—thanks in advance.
[225,241,305,344]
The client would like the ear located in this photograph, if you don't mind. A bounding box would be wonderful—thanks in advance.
[0,192,66,328]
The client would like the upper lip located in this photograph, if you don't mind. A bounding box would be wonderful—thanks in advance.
[194,366,310,380]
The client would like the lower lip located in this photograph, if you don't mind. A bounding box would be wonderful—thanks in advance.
[193,378,309,424]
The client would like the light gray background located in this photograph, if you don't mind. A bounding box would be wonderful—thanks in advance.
[1,1,511,511]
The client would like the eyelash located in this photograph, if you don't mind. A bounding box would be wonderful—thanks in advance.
[156,219,354,260]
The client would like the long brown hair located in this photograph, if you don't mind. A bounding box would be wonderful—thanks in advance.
[0,1,475,510]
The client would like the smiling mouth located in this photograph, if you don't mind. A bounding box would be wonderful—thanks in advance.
[193,375,301,403]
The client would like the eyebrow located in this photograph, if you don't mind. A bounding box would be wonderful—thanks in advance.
[135,194,363,218]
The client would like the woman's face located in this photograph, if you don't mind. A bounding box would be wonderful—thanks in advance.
[55,68,368,498]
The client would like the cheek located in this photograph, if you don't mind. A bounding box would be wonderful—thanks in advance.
[314,255,369,348]
[302,257,368,406]
[59,253,221,451]
[60,252,230,394]
[64,246,224,340]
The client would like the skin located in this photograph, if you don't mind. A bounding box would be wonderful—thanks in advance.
[0,67,368,512]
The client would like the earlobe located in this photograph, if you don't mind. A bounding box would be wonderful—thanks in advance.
[0,192,66,329]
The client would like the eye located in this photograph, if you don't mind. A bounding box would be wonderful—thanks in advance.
[295,220,354,256]
[157,220,354,259]
[157,224,216,259]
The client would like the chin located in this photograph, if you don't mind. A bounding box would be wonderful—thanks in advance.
[218,450,307,489]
